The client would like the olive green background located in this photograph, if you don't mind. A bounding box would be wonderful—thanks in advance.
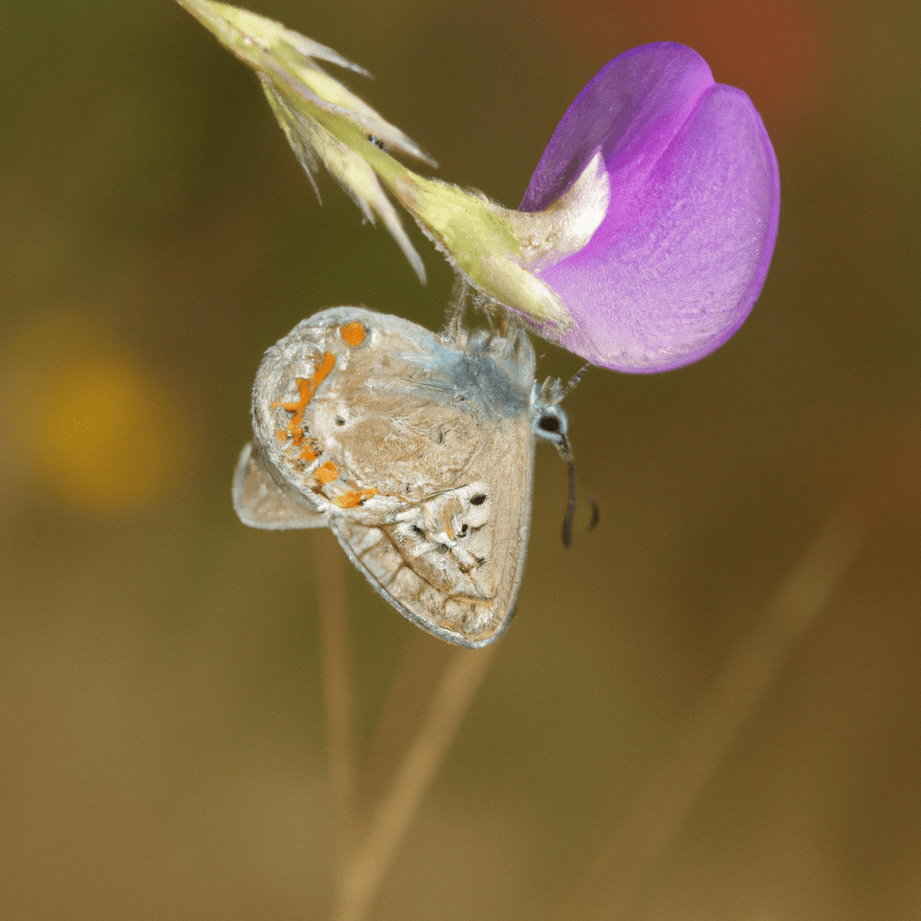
[2,1,919,918]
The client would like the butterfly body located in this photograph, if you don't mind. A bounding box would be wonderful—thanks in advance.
[233,307,566,647]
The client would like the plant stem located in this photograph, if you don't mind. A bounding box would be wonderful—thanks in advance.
[339,644,498,921]
[555,510,865,921]
[315,530,358,916]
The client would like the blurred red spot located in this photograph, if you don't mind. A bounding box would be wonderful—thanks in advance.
[543,0,823,134]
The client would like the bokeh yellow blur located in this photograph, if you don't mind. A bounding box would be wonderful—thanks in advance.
[3,310,193,515]
[1,1,919,920]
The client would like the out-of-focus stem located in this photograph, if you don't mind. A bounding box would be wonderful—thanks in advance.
[555,510,865,921]
[315,530,358,917]
[339,644,498,921]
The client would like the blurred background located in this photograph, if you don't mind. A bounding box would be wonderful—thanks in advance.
[2,0,919,918]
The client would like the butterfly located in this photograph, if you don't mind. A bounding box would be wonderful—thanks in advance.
[232,306,572,647]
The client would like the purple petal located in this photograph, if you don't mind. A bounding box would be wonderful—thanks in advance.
[521,43,780,372]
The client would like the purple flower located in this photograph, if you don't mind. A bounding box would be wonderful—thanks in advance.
[178,4,778,367]
[519,42,780,372]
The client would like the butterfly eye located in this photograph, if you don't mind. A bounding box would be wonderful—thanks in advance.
[536,406,568,442]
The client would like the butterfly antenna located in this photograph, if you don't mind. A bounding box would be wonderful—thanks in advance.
[564,367,599,532]
[562,456,577,548]
[557,434,600,548]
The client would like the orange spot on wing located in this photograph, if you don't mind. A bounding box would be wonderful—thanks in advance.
[314,461,339,485]
[277,351,336,447]
[340,322,366,347]
[334,487,378,509]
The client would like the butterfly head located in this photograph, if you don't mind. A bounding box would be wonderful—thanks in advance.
[530,376,598,547]
[530,379,571,462]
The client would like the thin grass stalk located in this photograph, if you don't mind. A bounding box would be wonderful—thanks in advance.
[315,530,358,918]
[340,643,498,921]
[360,634,453,797]
[555,510,866,921]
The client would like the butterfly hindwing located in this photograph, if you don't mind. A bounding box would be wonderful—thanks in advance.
[233,440,328,529]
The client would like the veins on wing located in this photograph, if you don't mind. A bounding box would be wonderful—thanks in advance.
[385,483,493,589]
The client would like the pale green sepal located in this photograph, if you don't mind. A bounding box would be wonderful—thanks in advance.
[391,174,570,328]
[264,81,427,282]
[176,1,435,164]
[176,0,432,281]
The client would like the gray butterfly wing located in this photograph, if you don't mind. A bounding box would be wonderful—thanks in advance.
[238,306,538,647]
[233,440,327,529]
